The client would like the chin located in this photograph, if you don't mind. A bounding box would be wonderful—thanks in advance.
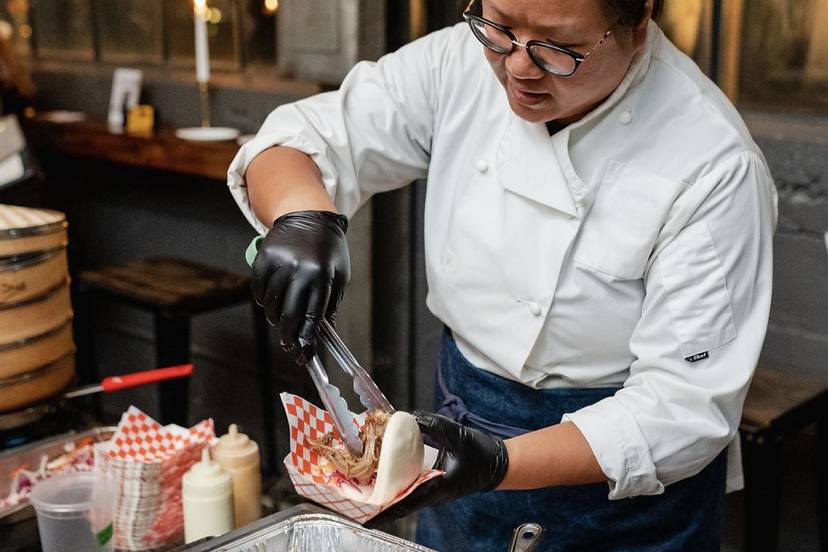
[507,98,556,124]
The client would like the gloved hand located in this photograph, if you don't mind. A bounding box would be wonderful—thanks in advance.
[369,411,509,525]
[252,210,350,364]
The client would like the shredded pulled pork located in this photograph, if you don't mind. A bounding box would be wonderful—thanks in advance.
[309,411,392,485]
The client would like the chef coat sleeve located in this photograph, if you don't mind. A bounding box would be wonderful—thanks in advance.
[226,28,454,234]
[563,150,778,499]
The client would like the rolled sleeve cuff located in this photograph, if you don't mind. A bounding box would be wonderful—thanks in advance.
[563,398,665,500]
[226,132,342,235]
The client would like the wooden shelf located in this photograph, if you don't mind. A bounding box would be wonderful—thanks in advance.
[23,117,242,181]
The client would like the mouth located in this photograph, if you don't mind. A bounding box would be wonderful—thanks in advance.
[507,82,550,107]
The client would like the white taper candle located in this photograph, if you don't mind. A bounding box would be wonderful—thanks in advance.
[194,0,210,84]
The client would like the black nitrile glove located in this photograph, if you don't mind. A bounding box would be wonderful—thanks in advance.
[252,210,350,364]
[369,411,509,526]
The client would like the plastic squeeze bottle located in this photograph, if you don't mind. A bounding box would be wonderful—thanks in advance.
[211,424,262,527]
[182,448,234,543]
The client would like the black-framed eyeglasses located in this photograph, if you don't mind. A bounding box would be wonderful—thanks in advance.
[462,1,614,78]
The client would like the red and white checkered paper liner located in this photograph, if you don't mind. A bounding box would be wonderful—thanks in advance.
[281,392,443,524]
[94,407,215,550]
[104,407,214,463]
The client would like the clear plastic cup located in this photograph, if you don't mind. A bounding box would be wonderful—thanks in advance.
[29,472,115,552]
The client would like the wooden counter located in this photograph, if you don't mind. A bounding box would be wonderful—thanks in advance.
[23,117,241,181]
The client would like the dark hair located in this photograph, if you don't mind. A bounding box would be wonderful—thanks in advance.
[601,0,664,29]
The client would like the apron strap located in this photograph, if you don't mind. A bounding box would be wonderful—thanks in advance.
[436,359,529,439]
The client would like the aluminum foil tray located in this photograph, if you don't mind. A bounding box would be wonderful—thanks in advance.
[177,504,435,552]
[0,426,115,523]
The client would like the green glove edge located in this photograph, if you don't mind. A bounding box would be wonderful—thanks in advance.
[245,235,264,268]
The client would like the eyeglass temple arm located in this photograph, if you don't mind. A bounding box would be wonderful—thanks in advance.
[583,30,614,60]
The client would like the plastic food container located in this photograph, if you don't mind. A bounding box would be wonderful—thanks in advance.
[29,472,115,552]
[0,427,115,523]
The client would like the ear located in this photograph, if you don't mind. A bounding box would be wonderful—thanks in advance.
[631,2,653,51]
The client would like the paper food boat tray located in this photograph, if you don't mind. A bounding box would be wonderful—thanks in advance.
[172,503,436,552]
[280,393,443,523]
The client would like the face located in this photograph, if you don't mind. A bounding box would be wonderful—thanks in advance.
[479,0,648,124]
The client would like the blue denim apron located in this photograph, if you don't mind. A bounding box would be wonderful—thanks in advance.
[415,330,727,552]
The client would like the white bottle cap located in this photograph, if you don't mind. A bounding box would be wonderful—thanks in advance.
[213,424,260,469]
[183,448,232,499]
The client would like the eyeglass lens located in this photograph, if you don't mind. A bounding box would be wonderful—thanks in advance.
[468,18,578,76]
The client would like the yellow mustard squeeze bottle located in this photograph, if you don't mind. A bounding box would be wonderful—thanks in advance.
[211,424,262,527]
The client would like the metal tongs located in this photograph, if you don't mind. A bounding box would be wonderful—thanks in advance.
[246,237,393,457]
[309,320,394,456]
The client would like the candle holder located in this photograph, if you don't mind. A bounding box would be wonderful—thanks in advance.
[199,81,210,128]
[174,81,241,142]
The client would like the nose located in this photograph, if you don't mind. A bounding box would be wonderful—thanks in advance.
[504,43,544,80]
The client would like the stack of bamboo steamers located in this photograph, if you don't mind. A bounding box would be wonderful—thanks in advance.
[0,204,75,417]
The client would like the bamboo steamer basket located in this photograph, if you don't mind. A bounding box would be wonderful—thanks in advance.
[0,248,69,307]
[0,320,74,379]
[0,204,75,416]
[0,204,68,258]
[0,282,73,347]
[0,353,75,412]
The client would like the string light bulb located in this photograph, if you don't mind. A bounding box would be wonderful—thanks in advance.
[264,0,278,14]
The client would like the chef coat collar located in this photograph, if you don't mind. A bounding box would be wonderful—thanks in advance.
[497,21,661,217]
[495,23,656,217]
[565,20,658,134]
[544,20,657,141]
[498,116,580,216]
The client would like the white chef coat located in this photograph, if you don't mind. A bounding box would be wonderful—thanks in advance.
[228,21,778,500]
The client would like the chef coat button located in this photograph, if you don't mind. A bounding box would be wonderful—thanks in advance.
[475,160,489,173]
[619,110,633,125]
[527,301,542,316]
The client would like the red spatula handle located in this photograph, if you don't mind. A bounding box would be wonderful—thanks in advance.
[101,364,194,392]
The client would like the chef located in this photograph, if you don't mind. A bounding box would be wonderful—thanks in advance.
[228,0,778,549]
